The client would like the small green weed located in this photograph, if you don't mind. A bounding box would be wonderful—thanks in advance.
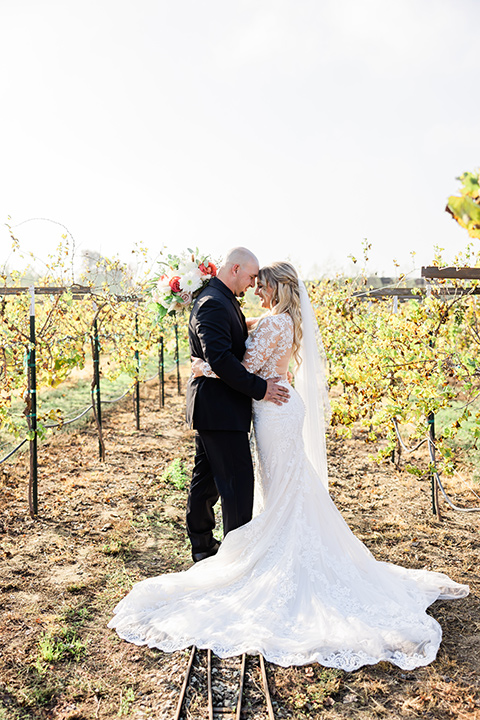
[291,667,342,712]
[102,537,133,557]
[38,628,86,664]
[66,582,88,594]
[118,686,135,716]
[60,604,92,626]
[161,458,189,490]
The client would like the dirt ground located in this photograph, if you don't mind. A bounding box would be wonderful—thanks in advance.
[1,367,480,720]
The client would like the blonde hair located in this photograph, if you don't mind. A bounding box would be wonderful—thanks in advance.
[258,261,302,367]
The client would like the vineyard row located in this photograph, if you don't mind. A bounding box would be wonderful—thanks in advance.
[3,270,480,518]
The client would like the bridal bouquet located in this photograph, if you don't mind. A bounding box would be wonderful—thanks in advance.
[148,248,218,320]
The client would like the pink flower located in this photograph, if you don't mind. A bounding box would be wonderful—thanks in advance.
[179,290,192,305]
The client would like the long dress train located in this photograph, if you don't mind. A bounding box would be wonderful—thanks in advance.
[108,313,468,670]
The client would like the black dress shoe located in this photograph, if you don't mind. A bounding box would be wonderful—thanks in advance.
[192,540,221,563]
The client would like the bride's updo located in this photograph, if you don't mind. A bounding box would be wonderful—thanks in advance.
[257,261,303,367]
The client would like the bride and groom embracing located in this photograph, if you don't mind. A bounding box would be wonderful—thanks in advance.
[109,247,468,670]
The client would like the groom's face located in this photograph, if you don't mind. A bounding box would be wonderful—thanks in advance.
[233,260,259,297]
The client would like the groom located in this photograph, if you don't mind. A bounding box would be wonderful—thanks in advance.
[186,247,289,562]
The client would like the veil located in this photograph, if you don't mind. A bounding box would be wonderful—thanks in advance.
[294,280,331,491]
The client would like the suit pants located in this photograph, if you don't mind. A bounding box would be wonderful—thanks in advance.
[186,429,254,553]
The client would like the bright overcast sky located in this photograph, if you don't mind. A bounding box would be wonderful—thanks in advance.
[1,0,479,280]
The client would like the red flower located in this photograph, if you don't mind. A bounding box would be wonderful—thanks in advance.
[169,276,181,293]
[199,262,217,276]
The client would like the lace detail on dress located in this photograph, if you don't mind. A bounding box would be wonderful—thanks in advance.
[243,313,293,379]
[197,312,293,382]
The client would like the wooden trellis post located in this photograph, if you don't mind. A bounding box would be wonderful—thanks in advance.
[27,287,38,517]
[92,315,104,460]
[134,309,141,430]
[175,322,181,394]
[158,334,165,408]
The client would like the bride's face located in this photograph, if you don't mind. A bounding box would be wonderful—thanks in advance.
[255,279,274,309]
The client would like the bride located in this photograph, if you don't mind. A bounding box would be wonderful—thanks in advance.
[109,262,468,670]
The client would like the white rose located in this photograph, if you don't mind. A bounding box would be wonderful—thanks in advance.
[156,276,171,293]
[152,285,169,303]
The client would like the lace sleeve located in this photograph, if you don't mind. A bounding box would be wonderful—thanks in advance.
[242,315,288,374]
[201,361,218,379]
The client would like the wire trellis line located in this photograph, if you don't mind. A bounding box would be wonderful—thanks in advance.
[0,438,28,464]
[392,418,428,453]
[43,404,94,429]
[392,417,480,514]
[0,366,173,466]
[428,436,480,514]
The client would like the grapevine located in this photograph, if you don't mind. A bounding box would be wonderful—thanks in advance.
[310,246,480,483]
[3,230,480,515]
[0,237,185,455]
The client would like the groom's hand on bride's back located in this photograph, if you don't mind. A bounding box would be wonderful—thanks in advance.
[264,378,290,405]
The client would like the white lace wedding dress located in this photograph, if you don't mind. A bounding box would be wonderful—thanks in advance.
[108,312,469,670]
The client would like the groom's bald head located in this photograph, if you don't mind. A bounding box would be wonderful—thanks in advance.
[217,246,260,297]
[223,247,259,267]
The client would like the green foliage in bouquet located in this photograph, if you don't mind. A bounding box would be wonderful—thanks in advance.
[147,247,218,322]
